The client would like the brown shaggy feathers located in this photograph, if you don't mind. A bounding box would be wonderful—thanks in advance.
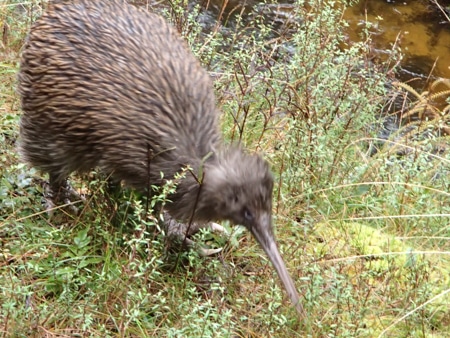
[17,0,303,315]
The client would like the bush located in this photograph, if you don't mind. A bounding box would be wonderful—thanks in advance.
[1,0,449,336]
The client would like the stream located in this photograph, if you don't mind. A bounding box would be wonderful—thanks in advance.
[201,0,450,88]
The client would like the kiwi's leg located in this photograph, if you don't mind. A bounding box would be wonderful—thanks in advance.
[45,174,84,215]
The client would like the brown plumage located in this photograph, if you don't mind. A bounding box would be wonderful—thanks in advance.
[17,0,303,315]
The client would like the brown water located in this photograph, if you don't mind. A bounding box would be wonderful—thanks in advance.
[203,0,450,87]
[344,0,450,86]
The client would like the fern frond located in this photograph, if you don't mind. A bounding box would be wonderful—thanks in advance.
[443,105,450,115]
[392,81,426,101]
[430,78,450,91]
[428,89,450,101]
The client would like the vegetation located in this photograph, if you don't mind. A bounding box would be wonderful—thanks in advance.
[1,0,449,336]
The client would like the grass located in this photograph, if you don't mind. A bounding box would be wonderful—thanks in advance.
[1,0,450,337]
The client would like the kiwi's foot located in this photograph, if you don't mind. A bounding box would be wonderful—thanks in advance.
[42,179,85,216]
[162,211,227,256]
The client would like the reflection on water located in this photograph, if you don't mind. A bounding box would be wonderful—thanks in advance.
[345,0,450,85]
[201,0,449,85]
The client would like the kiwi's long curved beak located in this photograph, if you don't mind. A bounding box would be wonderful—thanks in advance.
[249,212,305,317]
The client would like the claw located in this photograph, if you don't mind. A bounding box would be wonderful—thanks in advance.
[198,247,223,256]
[207,222,228,234]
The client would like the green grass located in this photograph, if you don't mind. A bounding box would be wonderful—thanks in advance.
[1,0,449,336]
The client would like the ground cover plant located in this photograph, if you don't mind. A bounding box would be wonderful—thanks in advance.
[1,0,449,336]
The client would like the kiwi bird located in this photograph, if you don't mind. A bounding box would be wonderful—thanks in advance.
[17,0,304,315]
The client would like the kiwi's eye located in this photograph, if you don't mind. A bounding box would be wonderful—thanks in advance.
[244,208,254,222]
